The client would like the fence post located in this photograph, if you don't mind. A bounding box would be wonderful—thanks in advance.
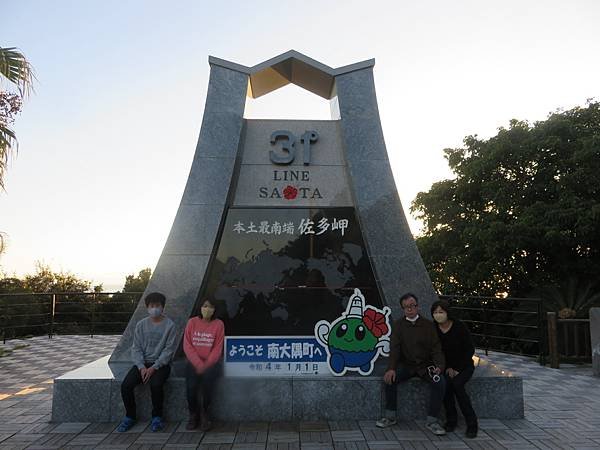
[538,299,546,366]
[547,312,559,369]
[90,293,96,338]
[49,294,56,339]
[482,300,489,356]
[2,297,6,344]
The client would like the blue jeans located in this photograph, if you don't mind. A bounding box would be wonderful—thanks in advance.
[385,365,446,418]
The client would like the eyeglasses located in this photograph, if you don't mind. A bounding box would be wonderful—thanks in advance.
[402,303,417,310]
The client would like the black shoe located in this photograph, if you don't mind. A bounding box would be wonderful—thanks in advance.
[466,425,478,438]
[444,422,456,432]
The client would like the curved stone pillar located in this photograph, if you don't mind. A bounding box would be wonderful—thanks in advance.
[108,64,248,375]
[334,67,438,319]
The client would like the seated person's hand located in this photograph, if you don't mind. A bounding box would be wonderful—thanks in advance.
[142,367,156,383]
[432,366,442,375]
[445,368,459,378]
[383,369,396,385]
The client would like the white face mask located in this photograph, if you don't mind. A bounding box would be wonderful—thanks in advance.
[433,312,448,324]
[148,306,163,318]
[201,304,215,320]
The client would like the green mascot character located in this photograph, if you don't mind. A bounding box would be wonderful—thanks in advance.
[315,288,391,376]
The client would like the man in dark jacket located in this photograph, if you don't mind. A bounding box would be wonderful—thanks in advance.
[376,293,446,435]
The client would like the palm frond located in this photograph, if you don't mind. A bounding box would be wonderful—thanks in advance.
[0,122,17,191]
[0,47,34,97]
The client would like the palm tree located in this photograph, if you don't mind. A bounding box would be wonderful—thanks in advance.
[1,46,34,190]
[540,276,600,318]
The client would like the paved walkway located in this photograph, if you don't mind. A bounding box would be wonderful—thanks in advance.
[0,335,598,449]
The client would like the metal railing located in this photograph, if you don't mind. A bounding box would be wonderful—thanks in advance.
[2,291,549,365]
[0,292,143,343]
[546,312,591,368]
[440,295,545,365]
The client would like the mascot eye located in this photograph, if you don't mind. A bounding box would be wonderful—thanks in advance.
[355,325,366,341]
[336,323,348,338]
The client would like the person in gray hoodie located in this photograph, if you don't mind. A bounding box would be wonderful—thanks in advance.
[117,292,177,433]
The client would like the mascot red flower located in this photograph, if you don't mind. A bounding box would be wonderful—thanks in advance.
[362,308,389,338]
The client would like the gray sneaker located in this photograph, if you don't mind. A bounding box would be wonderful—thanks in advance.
[426,421,446,436]
[375,417,397,428]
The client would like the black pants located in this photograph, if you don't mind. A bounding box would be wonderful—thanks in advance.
[185,362,222,414]
[121,364,171,419]
[443,365,477,427]
[385,365,446,418]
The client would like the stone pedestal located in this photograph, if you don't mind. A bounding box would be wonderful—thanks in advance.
[52,355,523,422]
[591,307,600,376]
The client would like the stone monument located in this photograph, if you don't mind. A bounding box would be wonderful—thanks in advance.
[52,51,523,422]
[591,307,600,376]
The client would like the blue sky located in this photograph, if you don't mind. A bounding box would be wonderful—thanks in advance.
[2,0,600,290]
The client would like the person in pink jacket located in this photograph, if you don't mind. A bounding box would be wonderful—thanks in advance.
[183,297,225,431]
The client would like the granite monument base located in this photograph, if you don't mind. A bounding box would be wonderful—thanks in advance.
[52,356,523,422]
[591,307,600,376]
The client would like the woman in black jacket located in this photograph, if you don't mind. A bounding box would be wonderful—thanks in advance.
[431,300,478,438]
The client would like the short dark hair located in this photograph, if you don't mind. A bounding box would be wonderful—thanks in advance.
[430,299,454,320]
[144,292,166,307]
[399,293,418,307]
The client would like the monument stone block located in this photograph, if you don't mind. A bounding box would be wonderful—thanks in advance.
[591,307,600,376]
[51,50,524,424]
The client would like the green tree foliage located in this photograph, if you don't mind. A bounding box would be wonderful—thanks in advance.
[412,101,600,304]
[0,262,93,294]
[0,46,34,191]
[22,262,91,293]
[122,268,151,293]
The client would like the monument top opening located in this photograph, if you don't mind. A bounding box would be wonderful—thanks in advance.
[209,50,375,99]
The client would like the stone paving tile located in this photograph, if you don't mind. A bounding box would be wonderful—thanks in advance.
[6,414,46,424]
[128,444,166,450]
[202,431,237,444]
[331,431,365,442]
[2,336,600,450]
[27,432,77,449]
[0,425,28,435]
[299,444,332,450]
[265,444,300,450]
[300,431,332,443]
[270,422,300,432]
[212,422,240,433]
[268,431,300,443]
[134,431,173,445]
[329,422,360,431]
[235,430,268,443]
[393,429,429,441]
[82,421,118,434]
[48,422,89,434]
[231,444,266,450]
[64,432,109,446]
[361,428,396,441]
[332,442,368,449]
[197,444,233,450]
[366,442,406,449]
[299,421,329,432]
[0,434,14,444]
[465,441,508,449]
[0,432,43,446]
[165,431,204,447]
[239,422,270,432]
